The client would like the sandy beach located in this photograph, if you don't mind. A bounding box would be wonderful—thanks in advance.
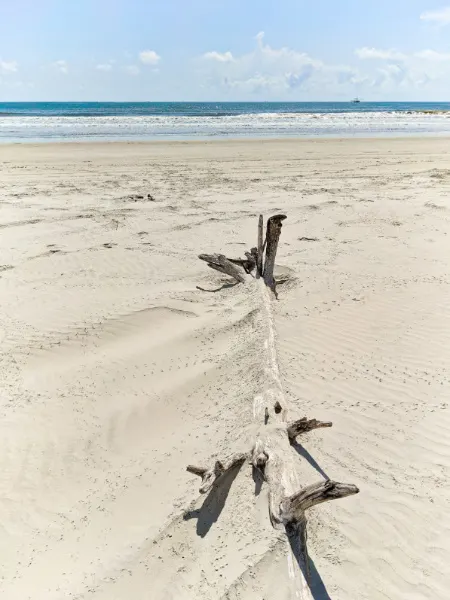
[1,137,450,599]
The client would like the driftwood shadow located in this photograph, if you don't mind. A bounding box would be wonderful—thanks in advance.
[286,527,332,600]
[286,441,332,599]
[184,462,243,537]
[308,556,332,600]
[292,440,330,480]
[252,465,263,496]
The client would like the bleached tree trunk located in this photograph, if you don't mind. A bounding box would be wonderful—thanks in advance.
[189,215,359,598]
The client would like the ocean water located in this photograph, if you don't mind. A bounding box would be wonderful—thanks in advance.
[1,101,450,143]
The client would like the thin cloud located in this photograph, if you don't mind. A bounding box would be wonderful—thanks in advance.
[0,59,18,74]
[139,50,161,65]
[355,47,406,60]
[415,49,450,61]
[96,64,113,72]
[53,60,68,74]
[203,51,234,63]
[124,65,140,76]
[255,31,265,46]
[420,6,450,24]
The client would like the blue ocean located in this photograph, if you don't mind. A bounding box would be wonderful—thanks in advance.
[1,101,450,142]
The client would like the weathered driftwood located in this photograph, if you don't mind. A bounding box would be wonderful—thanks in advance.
[287,418,333,443]
[189,215,359,598]
[256,214,264,278]
[187,453,248,494]
[198,253,249,284]
[263,214,287,293]
[282,480,358,517]
[228,247,257,274]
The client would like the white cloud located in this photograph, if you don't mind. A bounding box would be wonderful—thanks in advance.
[286,65,316,89]
[415,49,450,61]
[379,64,408,84]
[96,63,113,72]
[199,33,450,98]
[0,59,18,74]
[353,44,450,90]
[139,50,161,65]
[222,73,281,93]
[53,60,68,74]
[203,51,234,62]
[199,33,347,97]
[420,6,450,24]
[355,47,406,60]
[255,31,265,46]
[124,65,140,76]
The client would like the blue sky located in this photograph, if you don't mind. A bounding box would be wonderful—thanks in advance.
[1,0,450,100]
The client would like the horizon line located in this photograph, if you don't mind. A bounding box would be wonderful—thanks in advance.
[1,99,450,104]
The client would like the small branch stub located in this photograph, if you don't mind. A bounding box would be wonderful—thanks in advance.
[187,453,247,494]
[228,248,257,274]
[287,418,333,443]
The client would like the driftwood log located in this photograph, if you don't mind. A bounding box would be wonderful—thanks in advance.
[188,215,359,598]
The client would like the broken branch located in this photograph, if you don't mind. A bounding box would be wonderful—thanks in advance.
[287,418,333,442]
[187,452,248,494]
[198,253,247,283]
[281,480,359,519]
[263,214,287,292]
[228,248,257,274]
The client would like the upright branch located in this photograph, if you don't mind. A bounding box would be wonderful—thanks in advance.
[256,214,264,278]
[198,214,287,295]
[263,214,287,293]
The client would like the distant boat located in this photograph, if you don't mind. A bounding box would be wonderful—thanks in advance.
[352,97,361,103]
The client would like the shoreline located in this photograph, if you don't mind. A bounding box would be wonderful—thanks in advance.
[2,132,450,149]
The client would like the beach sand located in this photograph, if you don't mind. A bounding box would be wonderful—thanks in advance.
[1,137,450,599]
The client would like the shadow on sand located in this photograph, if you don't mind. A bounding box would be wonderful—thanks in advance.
[286,524,332,600]
[288,442,332,598]
[183,461,243,538]
[291,440,330,481]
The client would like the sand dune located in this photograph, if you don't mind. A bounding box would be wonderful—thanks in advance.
[1,137,450,599]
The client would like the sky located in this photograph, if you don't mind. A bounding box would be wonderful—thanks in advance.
[1,0,450,101]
